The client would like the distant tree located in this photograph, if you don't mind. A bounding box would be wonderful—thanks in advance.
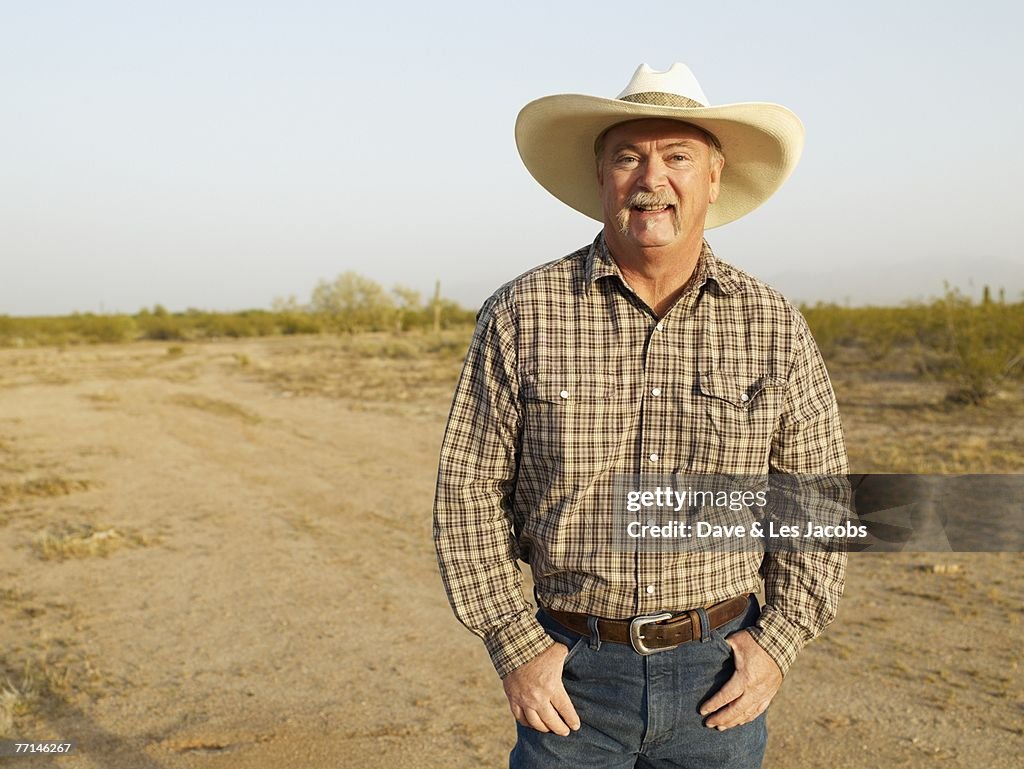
[272,295,307,313]
[310,272,395,332]
[392,285,422,331]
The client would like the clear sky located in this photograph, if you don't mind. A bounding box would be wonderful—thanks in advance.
[2,0,1022,316]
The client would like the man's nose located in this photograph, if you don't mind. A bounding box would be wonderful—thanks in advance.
[637,156,668,190]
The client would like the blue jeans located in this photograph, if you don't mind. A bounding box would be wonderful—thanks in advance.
[509,596,767,769]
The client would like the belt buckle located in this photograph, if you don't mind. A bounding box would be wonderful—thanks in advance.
[628,612,677,655]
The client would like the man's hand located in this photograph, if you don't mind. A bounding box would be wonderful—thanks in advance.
[502,642,581,736]
[700,630,782,730]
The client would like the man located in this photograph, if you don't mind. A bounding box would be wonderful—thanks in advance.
[434,63,848,768]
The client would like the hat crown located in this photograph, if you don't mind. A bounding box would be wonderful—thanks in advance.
[615,63,710,108]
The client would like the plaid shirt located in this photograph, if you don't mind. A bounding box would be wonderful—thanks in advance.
[433,234,849,678]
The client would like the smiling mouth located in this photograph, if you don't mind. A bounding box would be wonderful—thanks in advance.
[616,194,680,236]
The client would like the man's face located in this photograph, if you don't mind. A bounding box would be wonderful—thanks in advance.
[597,119,723,253]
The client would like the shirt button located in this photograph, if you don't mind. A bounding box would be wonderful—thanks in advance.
[559,389,570,399]
[651,387,661,397]
[646,585,656,595]
[649,453,659,463]
[655,321,664,332]
[740,392,749,402]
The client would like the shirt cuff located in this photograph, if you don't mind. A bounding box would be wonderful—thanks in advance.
[483,611,554,678]
[747,604,807,677]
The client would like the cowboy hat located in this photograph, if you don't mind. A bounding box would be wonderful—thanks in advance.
[515,63,804,229]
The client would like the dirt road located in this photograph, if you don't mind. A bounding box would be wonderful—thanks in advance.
[1,337,1020,767]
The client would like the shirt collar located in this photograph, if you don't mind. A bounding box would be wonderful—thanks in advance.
[583,233,621,287]
[583,232,740,297]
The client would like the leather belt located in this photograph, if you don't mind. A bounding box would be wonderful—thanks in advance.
[544,594,751,655]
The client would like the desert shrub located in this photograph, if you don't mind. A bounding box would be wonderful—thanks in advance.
[801,290,1023,404]
[71,313,136,343]
[0,313,135,346]
[194,310,278,338]
[307,274,477,333]
[0,276,471,347]
[311,272,396,332]
[425,333,473,357]
[802,304,916,365]
[276,312,323,335]
[136,308,191,340]
[922,288,1023,404]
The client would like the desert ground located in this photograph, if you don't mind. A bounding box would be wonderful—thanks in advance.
[1,334,1021,768]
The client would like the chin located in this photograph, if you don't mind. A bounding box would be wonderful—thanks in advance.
[628,228,678,248]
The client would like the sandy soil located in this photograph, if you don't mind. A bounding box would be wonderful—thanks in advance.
[0,336,1021,768]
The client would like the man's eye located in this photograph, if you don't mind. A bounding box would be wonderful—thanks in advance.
[671,154,689,162]
[615,155,639,165]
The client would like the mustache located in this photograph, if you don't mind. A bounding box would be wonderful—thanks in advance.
[616,191,680,236]
[624,190,678,209]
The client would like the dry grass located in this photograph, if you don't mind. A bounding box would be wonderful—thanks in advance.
[0,658,73,738]
[169,393,261,424]
[0,580,104,737]
[829,351,1024,473]
[917,563,964,575]
[0,587,27,607]
[80,390,121,405]
[252,331,470,404]
[0,476,93,504]
[30,522,157,561]
[0,680,24,737]
[0,635,114,738]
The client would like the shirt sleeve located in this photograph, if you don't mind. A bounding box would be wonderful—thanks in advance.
[748,311,850,676]
[432,291,553,678]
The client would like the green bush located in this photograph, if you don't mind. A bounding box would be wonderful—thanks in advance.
[802,290,1023,405]
[927,288,1023,403]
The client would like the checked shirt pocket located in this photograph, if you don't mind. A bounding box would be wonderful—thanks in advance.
[695,372,786,474]
[521,372,624,476]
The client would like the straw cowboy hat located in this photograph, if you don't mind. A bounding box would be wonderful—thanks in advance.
[515,63,805,229]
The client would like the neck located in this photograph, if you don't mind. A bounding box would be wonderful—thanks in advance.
[603,227,705,316]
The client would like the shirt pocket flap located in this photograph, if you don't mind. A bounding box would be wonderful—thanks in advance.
[698,371,785,409]
[523,372,618,403]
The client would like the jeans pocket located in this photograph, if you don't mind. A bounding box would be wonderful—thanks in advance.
[709,628,734,657]
[537,610,589,670]
[709,594,759,655]
[561,633,589,668]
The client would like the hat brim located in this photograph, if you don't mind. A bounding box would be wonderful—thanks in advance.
[515,94,805,229]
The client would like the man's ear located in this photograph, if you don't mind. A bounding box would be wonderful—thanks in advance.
[708,154,724,204]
